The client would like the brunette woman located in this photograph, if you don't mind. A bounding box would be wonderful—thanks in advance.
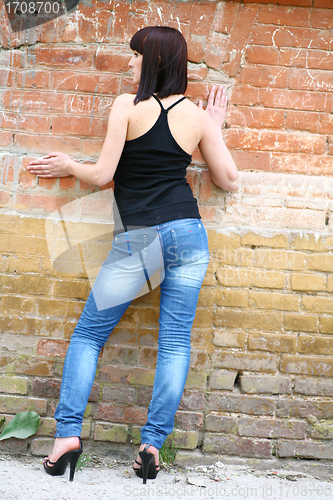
[28,26,238,484]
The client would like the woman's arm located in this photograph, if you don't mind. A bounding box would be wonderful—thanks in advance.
[198,85,238,192]
[27,94,132,186]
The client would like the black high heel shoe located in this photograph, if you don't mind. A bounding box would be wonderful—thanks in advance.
[43,437,83,482]
[133,443,159,484]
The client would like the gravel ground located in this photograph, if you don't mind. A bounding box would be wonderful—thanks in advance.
[1,453,333,500]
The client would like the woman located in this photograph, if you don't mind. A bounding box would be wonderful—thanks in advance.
[28,26,238,484]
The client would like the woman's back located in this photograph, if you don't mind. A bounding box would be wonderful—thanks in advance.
[125,93,203,156]
[113,93,201,231]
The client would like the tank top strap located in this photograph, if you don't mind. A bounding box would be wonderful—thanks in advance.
[151,94,186,113]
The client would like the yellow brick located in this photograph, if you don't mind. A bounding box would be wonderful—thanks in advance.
[203,272,217,286]
[8,255,40,273]
[52,279,90,300]
[215,289,248,308]
[20,216,47,237]
[1,295,36,315]
[252,269,285,289]
[197,287,215,307]
[284,313,318,333]
[291,273,326,292]
[37,298,84,319]
[0,255,9,272]
[216,268,285,288]
[298,335,333,355]
[185,369,207,388]
[193,308,214,328]
[254,249,306,271]
[0,234,49,256]
[307,254,333,273]
[290,233,329,252]
[192,328,214,349]
[319,316,333,334]
[140,307,160,327]
[302,296,333,314]
[327,276,333,292]
[213,329,245,348]
[281,355,333,377]
[213,309,283,331]
[248,333,297,353]
[216,247,253,267]
[241,231,288,249]
[249,291,299,311]
[1,275,52,296]
[207,230,240,253]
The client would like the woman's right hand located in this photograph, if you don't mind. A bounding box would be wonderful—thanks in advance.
[198,85,227,129]
[27,151,72,178]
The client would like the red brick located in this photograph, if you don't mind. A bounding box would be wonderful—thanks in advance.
[258,5,310,27]
[17,70,50,89]
[260,88,333,113]
[230,85,260,107]
[239,417,306,439]
[278,440,333,459]
[213,1,239,34]
[238,65,288,88]
[246,46,279,65]
[35,47,95,69]
[313,0,332,7]
[205,413,237,433]
[225,129,326,154]
[52,116,105,138]
[95,47,132,73]
[277,398,333,418]
[230,151,271,171]
[123,405,147,425]
[320,113,333,135]
[189,2,216,37]
[14,134,82,156]
[311,8,333,29]
[203,433,272,458]
[222,4,260,77]
[228,106,285,129]
[179,391,205,411]
[290,68,333,92]
[59,176,77,190]
[286,110,319,133]
[93,403,124,422]
[278,47,307,68]
[37,339,69,358]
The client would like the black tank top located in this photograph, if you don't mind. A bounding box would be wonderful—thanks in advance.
[113,94,200,233]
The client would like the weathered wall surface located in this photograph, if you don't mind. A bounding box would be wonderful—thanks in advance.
[1,0,333,461]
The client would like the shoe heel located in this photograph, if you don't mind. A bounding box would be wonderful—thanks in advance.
[68,449,82,482]
[139,450,156,485]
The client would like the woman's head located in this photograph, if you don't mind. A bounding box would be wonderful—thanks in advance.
[129,26,188,104]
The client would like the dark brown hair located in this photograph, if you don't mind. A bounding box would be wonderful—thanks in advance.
[130,26,188,104]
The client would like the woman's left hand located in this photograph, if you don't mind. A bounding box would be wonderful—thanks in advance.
[27,152,72,178]
[198,85,227,129]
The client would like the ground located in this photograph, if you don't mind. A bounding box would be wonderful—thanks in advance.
[1,453,333,500]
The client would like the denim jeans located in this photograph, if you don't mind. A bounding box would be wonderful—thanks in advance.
[54,218,209,450]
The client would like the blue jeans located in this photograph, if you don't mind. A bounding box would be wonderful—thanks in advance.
[54,218,209,450]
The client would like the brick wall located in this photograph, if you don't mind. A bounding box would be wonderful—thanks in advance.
[1,0,333,461]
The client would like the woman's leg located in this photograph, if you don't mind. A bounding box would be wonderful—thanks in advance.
[140,219,209,451]
[48,229,160,461]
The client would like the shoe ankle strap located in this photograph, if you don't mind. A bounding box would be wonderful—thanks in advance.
[143,443,151,452]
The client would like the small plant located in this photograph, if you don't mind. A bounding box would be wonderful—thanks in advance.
[76,454,92,471]
[159,429,178,466]
[0,411,40,441]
